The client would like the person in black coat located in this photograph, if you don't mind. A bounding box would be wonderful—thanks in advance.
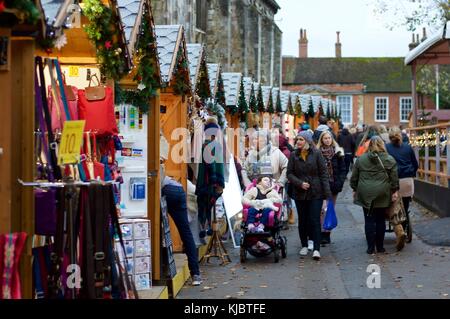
[337,127,356,175]
[287,131,332,261]
[317,131,347,244]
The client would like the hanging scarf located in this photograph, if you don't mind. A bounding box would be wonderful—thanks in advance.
[321,146,335,182]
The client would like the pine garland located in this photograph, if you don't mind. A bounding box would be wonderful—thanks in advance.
[257,86,265,113]
[249,84,257,113]
[295,99,302,118]
[196,60,210,102]
[307,102,315,118]
[172,44,191,96]
[326,105,331,119]
[1,0,40,25]
[287,99,294,116]
[83,0,129,81]
[275,90,282,114]
[237,78,249,122]
[318,105,324,117]
[267,91,274,114]
[215,73,226,107]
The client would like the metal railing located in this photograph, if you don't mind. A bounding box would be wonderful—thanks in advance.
[408,122,450,188]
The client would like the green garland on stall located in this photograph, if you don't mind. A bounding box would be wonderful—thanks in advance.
[307,103,315,118]
[267,91,274,114]
[196,62,211,102]
[295,99,302,118]
[172,44,191,96]
[215,73,226,107]
[326,105,331,119]
[0,0,40,25]
[275,91,282,114]
[318,105,324,117]
[115,2,160,113]
[83,0,128,81]
[287,99,294,116]
[257,86,265,113]
[249,85,257,113]
[237,78,249,122]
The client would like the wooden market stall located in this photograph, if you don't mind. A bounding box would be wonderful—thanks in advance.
[155,24,191,253]
[117,0,164,283]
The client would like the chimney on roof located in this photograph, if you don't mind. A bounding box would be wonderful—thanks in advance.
[299,28,308,58]
[409,33,419,51]
[421,27,427,42]
[335,31,342,58]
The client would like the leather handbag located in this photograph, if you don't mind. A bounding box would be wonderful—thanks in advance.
[78,75,118,136]
[34,188,58,236]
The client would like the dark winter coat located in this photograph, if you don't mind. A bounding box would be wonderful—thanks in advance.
[350,151,399,209]
[287,148,332,201]
[337,128,356,155]
[386,143,418,179]
[322,148,347,194]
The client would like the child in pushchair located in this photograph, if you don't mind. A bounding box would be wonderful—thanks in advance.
[240,176,287,263]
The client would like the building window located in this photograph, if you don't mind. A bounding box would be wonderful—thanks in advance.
[337,96,352,125]
[196,0,207,32]
[375,97,389,122]
[400,97,412,123]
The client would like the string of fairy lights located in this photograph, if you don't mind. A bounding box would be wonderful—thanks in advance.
[409,131,450,148]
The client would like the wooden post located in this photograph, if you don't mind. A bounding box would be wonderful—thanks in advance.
[435,128,441,185]
[10,38,35,299]
[411,64,418,127]
[148,93,161,281]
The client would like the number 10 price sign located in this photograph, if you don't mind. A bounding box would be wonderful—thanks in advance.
[58,120,85,165]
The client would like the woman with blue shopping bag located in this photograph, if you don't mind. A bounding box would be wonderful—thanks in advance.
[317,131,346,244]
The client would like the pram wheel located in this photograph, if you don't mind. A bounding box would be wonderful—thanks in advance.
[404,212,413,243]
[274,247,280,263]
[281,236,287,258]
[240,246,247,263]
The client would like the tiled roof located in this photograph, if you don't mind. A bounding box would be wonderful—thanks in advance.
[207,63,220,96]
[186,44,203,91]
[253,82,260,94]
[280,91,291,112]
[155,25,184,83]
[243,77,254,103]
[283,57,412,93]
[311,95,321,112]
[222,72,242,106]
[261,86,273,107]
[117,0,142,52]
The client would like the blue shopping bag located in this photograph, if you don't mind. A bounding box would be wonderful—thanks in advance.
[323,199,338,231]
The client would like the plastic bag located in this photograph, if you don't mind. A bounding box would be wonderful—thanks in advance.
[323,199,338,231]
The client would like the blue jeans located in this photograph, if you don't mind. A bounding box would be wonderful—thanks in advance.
[162,184,200,276]
[295,199,323,251]
[247,207,271,226]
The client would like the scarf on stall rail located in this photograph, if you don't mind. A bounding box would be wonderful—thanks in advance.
[0,232,27,299]
[320,146,335,182]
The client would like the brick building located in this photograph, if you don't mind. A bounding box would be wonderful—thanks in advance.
[152,0,282,86]
[282,30,435,127]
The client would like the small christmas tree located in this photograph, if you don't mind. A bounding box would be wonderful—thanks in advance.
[295,99,302,117]
[267,91,275,114]
[257,86,265,113]
[249,85,257,113]
[288,98,295,115]
[237,78,249,122]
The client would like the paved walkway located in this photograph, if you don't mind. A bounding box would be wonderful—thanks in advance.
[178,182,450,299]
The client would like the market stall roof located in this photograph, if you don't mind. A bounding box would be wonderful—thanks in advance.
[405,21,450,66]
[243,77,254,103]
[155,24,189,84]
[37,0,74,38]
[261,86,273,108]
[186,45,210,99]
[253,82,261,93]
[222,72,242,106]
[280,90,291,112]
[207,63,220,96]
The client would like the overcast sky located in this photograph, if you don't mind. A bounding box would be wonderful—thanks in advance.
[275,0,418,58]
